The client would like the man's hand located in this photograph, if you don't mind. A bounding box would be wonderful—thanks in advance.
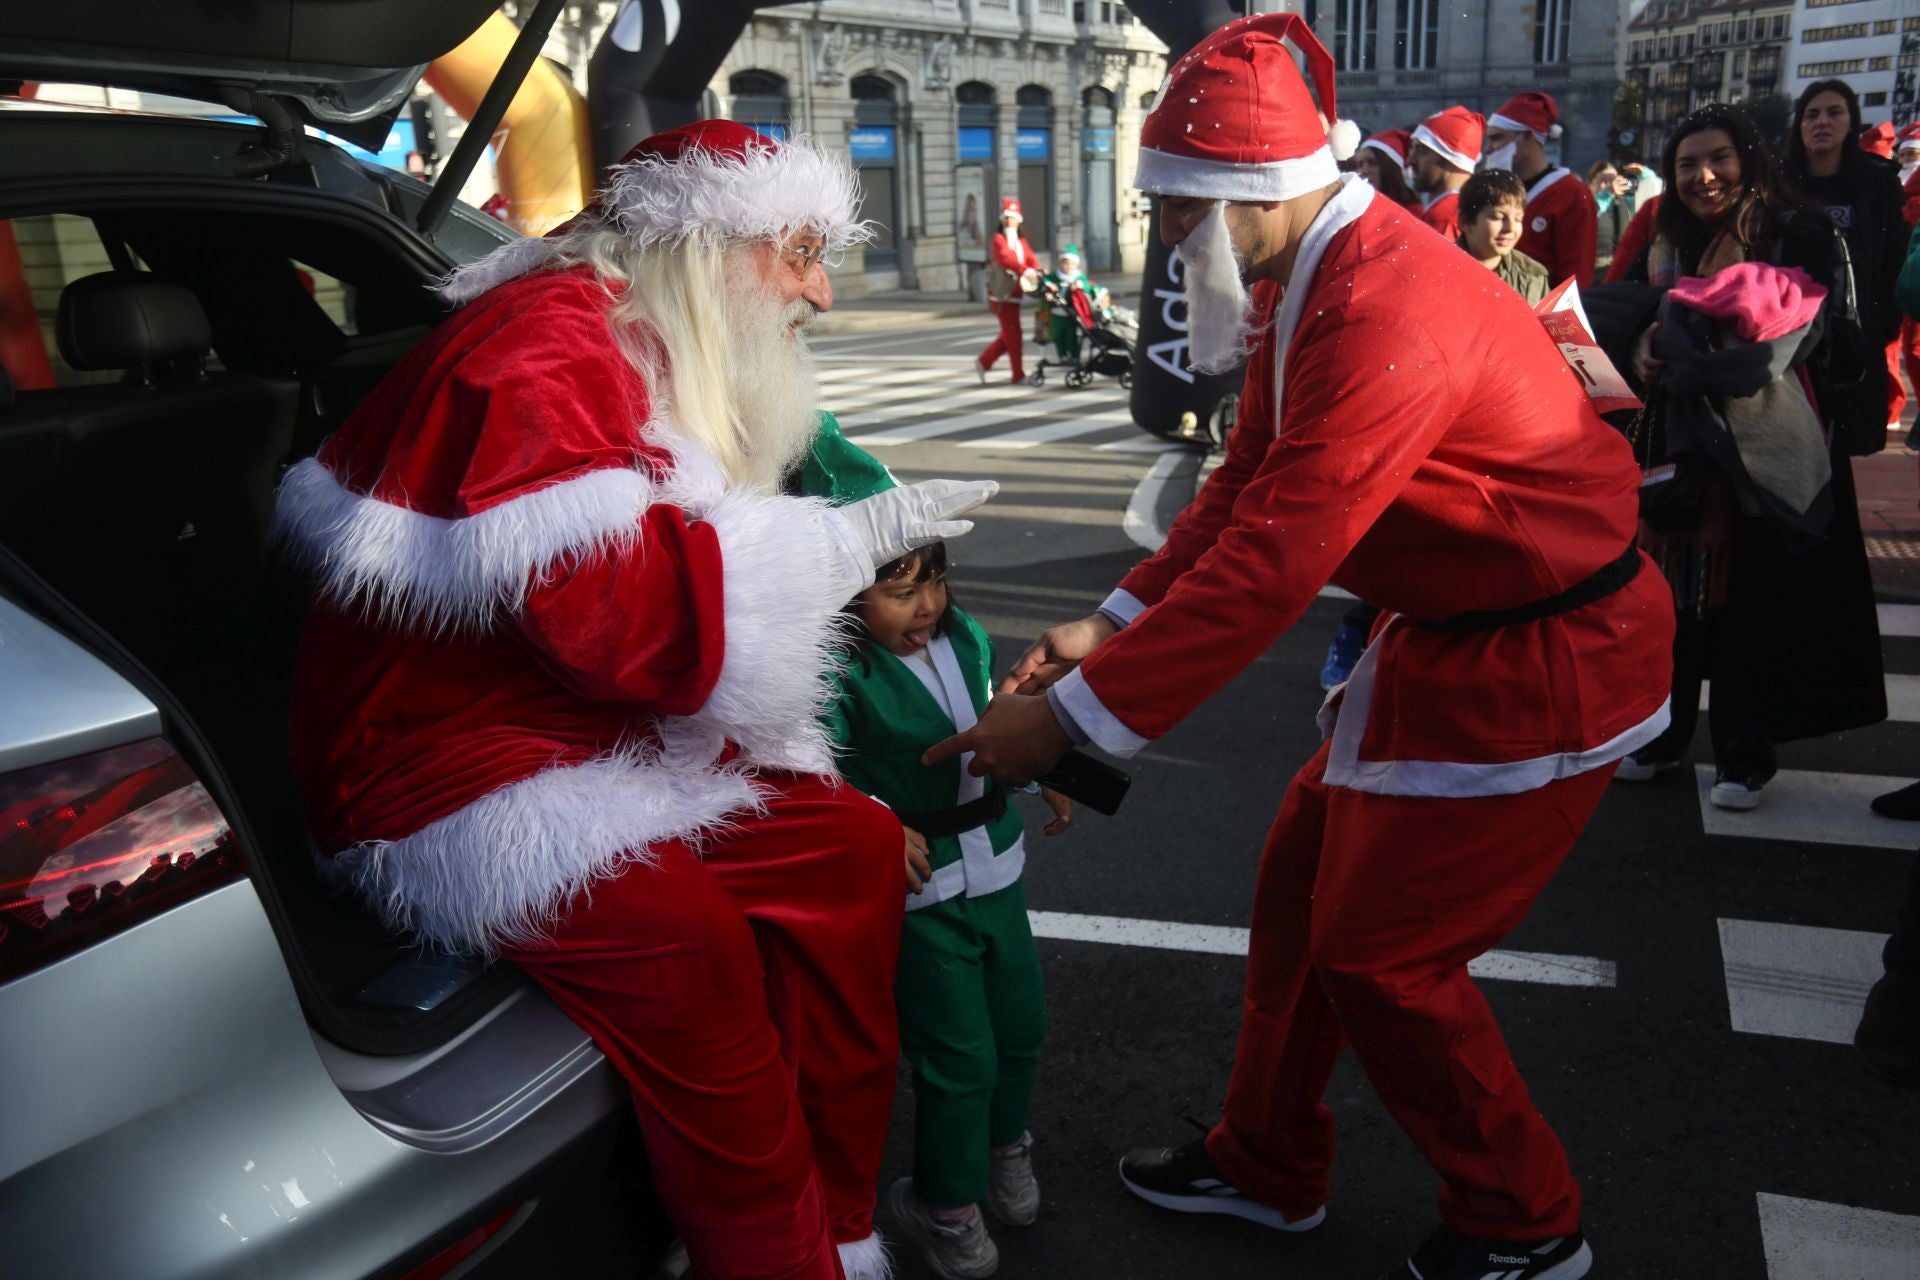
[922,691,1073,786]
[998,612,1119,694]
[903,825,932,894]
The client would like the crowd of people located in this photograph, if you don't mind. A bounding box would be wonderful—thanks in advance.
[267,14,1917,1280]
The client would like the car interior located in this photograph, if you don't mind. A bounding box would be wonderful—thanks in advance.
[0,195,527,1054]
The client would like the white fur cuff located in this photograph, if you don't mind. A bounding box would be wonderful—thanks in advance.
[836,1233,891,1280]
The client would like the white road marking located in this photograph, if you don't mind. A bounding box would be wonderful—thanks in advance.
[958,411,1137,448]
[1878,603,1920,637]
[831,384,1024,418]
[1094,436,1189,453]
[1757,1192,1920,1278]
[816,365,944,386]
[1717,918,1884,1044]
[1026,910,1617,988]
[1123,449,1192,551]
[1694,767,1920,851]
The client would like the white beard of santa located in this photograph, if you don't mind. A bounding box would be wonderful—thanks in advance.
[1180,201,1259,375]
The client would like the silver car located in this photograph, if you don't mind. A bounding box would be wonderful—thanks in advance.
[0,4,667,1275]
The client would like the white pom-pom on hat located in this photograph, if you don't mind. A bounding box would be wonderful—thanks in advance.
[1328,118,1362,163]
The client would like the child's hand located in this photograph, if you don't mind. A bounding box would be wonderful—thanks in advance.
[1041,787,1073,837]
[904,826,932,894]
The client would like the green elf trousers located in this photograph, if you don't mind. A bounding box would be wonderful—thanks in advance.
[895,878,1047,1209]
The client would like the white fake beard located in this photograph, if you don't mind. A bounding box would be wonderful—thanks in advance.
[1903,161,1919,184]
[720,267,822,488]
[1179,201,1256,376]
[1481,140,1518,173]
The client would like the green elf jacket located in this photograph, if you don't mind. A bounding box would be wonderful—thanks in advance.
[825,609,1026,911]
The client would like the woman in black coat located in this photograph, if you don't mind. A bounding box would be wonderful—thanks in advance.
[1785,77,1908,447]
[1614,103,1886,810]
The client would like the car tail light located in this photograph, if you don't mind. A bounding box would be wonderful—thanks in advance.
[0,737,245,982]
[398,1204,527,1280]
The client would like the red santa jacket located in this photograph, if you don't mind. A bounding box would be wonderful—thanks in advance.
[987,229,1040,302]
[1418,189,1461,240]
[1053,177,1674,798]
[273,268,867,951]
[1518,167,1599,288]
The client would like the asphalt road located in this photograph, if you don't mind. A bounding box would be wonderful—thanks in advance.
[806,317,1920,1279]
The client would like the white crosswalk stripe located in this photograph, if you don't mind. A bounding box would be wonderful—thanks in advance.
[1693,767,1919,851]
[817,359,1149,450]
[1757,1193,1920,1278]
[1717,919,1886,1044]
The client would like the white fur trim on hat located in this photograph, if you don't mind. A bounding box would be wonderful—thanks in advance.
[325,734,764,953]
[1489,112,1563,143]
[1360,136,1407,166]
[1134,143,1340,201]
[1411,122,1477,174]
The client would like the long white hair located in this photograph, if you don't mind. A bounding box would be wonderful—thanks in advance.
[540,218,820,495]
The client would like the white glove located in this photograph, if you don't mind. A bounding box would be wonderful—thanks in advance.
[836,479,999,574]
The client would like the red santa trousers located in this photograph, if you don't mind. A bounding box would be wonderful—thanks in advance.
[976,300,1026,383]
[1205,742,1614,1240]
[502,773,904,1280]
[1893,322,1920,427]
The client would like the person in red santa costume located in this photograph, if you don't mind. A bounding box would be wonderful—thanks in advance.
[273,119,998,1280]
[921,16,1673,1280]
[975,197,1041,386]
[1408,105,1483,240]
[1483,91,1598,288]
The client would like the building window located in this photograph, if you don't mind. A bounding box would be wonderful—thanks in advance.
[728,70,789,141]
[1876,20,1897,35]
[1334,0,1378,72]
[1869,55,1893,71]
[1804,23,1871,43]
[1773,15,1787,37]
[1866,91,1889,106]
[1733,50,1745,76]
[1534,0,1571,64]
[1394,0,1439,69]
[1798,59,1866,76]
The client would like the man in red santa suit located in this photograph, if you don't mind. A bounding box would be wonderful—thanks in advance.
[1482,91,1597,288]
[274,120,997,1280]
[975,197,1041,385]
[1408,105,1483,240]
[922,16,1673,1280]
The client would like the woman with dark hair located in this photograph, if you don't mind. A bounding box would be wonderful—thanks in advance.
[1614,103,1886,809]
[1784,78,1908,445]
[1354,129,1420,208]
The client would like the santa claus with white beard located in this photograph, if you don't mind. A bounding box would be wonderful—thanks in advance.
[926,16,1674,1280]
[274,120,995,1280]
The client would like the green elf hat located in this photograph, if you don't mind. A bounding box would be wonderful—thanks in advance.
[797,410,898,505]
[1059,244,1081,260]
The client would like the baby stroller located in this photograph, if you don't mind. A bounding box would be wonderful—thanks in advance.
[1029,282,1135,390]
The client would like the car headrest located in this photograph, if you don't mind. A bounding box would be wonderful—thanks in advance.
[56,273,211,372]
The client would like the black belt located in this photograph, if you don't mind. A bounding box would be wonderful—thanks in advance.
[1418,545,1643,633]
[896,787,1008,839]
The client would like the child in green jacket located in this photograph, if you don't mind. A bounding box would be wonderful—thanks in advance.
[807,419,1070,1279]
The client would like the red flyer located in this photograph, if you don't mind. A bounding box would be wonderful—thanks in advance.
[1535,278,1642,415]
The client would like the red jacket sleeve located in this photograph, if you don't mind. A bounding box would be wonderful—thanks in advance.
[516,504,727,713]
[1085,300,1459,741]
[990,233,1038,273]
[1605,197,1660,284]
[1117,282,1282,606]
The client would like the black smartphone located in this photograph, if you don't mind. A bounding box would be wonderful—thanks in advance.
[1037,749,1132,816]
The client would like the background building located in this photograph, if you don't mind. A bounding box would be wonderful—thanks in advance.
[1787,0,1920,126]
[1292,0,1622,176]
[1625,1,1795,161]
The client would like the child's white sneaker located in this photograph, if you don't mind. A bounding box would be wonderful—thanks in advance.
[886,1178,1000,1279]
[986,1131,1040,1226]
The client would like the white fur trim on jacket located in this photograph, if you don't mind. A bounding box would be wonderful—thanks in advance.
[274,456,658,634]
[436,133,875,305]
[836,1234,892,1280]
[326,733,761,954]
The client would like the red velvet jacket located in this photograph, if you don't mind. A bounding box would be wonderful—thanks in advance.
[275,268,867,950]
[1053,179,1675,798]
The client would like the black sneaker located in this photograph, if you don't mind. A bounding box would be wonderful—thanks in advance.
[1855,973,1920,1086]
[1381,1225,1591,1280]
[1117,1135,1325,1232]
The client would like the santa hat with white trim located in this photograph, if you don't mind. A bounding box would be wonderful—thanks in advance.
[1134,13,1349,201]
[1360,128,1411,168]
[999,197,1025,224]
[1899,124,1920,154]
[440,118,873,305]
[1488,91,1563,142]
[1411,106,1484,174]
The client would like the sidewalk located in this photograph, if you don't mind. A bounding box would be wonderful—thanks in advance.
[1855,442,1920,601]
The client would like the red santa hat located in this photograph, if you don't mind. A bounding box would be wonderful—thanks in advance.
[440,119,872,304]
[1899,123,1920,152]
[1360,128,1411,168]
[1000,197,1024,223]
[1411,106,1485,173]
[1488,91,1563,142]
[1860,120,1898,158]
[1134,13,1346,201]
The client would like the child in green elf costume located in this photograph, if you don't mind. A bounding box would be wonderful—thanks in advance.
[1039,246,1108,363]
[802,413,1071,1280]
